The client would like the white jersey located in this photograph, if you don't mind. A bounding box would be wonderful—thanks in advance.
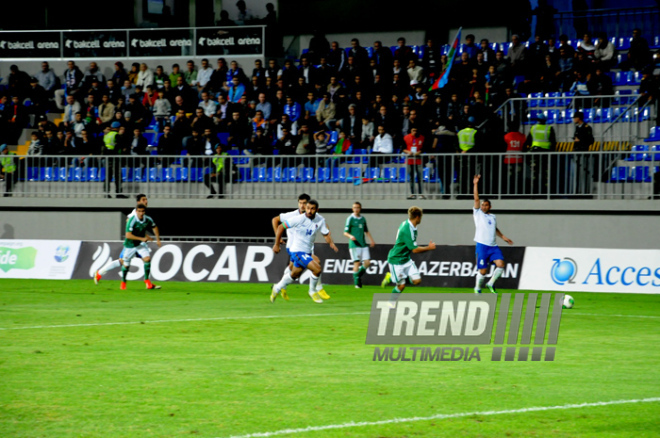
[283,212,329,253]
[128,208,137,219]
[473,208,497,247]
[280,209,304,249]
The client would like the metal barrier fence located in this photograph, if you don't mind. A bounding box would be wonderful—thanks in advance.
[3,152,658,200]
[491,95,656,144]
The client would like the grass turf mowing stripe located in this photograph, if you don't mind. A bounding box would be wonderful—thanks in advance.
[2,311,657,332]
[222,397,660,438]
[0,311,371,331]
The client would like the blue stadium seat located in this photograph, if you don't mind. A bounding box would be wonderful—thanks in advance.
[86,167,99,182]
[346,167,361,182]
[545,92,560,107]
[27,167,39,182]
[327,130,339,146]
[302,167,315,182]
[398,167,408,183]
[627,145,648,161]
[530,92,544,107]
[330,167,347,183]
[382,167,397,182]
[546,110,559,124]
[316,167,331,182]
[148,168,161,182]
[99,167,106,182]
[631,166,653,183]
[365,167,380,180]
[646,145,660,162]
[610,167,629,182]
[423,167,437,182]
[163,168,176,182]
[272,166,285,182]
[72,167,84,182]
[252,167,266,182]
[645,127,660,142]
[284,167,297,182]
[617,37,631,50]
[238,167,250,182]
[133,167,145,182]
[176,167,187,182]
[121,167,132,182]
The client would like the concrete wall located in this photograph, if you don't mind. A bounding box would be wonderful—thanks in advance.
[0,212,124,241]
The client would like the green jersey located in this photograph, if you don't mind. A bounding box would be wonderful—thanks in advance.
[124,214,157,248]
[344,214,369,248]
[387,220,418,265]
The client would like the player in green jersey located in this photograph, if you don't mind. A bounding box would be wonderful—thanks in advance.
[119,204,162,290]
[382,206,435,307]
[343,201,376,288]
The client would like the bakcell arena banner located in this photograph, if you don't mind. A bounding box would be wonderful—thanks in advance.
[71,242,525,288]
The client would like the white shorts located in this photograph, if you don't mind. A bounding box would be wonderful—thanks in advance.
[350,247,371,262]
[388,260,420,285]
[121,243,151,264]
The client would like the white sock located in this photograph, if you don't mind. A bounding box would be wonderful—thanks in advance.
[275,272,294,293]
[99,259,121,275]
[314,273,324,291]
[487,268,504,286]
[284,265,291,276]
[309,274,319,294]
[475,273,485,290]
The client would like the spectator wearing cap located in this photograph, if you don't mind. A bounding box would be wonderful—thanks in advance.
[27,76,49,116]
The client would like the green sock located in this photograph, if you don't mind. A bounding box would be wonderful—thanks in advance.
[392,286,402,294]
[144,262,151,281]
[121,266,128,282]
[357,265,367,278]
[353,272,359,283]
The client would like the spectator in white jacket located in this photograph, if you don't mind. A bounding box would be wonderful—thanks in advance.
[370,125,393,169]
[594,33,615,72]
[136,63,154,89]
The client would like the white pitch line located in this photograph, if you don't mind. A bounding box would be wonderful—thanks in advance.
[222,397,660,438]
[570,312,660,319]
[0,312,370,331]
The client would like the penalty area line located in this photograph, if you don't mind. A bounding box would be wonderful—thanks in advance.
[222,397,660,438]
[0,311,370,331]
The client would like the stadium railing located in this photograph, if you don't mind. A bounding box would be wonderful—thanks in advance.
[490,94,657,145]
[5,152,658,200]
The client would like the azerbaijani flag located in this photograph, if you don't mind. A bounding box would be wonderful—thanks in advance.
[430,27,462,91]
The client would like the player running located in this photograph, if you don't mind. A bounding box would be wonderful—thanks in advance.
[118,204,162,290]
[271,193,329,300]
[472,174,514,294]
[382,206,436,307]
[94,194,160,283]
[343,201,375,288]
[271,199,338,303]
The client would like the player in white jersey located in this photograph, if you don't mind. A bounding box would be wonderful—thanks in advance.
[271,200,338,303]
[95,194,161,283]
[271,193,329,300]
[473,175,514,293]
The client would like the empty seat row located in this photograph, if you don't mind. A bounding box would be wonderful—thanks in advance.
[24,167,211,183]
[527,107,651,124]
[626,145,660,162]
[610,166,658,183]
[237,166,448,183]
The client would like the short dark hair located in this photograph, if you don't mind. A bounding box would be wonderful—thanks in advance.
[298,193,311,202]
[136,193,147,202]
[482,198,492,206]
[136,203,147,210]
[353,201,362,207]
[308,199,319,208]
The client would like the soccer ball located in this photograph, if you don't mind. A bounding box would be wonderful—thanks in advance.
[563,295,574,309]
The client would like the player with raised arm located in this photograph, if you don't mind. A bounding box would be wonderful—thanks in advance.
[271,193,330,300]
[271,200,339,303]
[119,204,162,290]
[382,206,436,307]
[473,174,514,294]
[94,194,160,283]
[343,201,375,288]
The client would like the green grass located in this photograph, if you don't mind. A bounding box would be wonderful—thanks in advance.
[1,279,659,438]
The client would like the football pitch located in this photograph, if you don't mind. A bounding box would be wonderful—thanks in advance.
[1,279,659,438]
